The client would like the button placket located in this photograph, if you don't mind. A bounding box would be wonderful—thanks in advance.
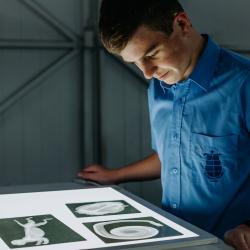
[168,86,182,210]
[173,133,178,140]
[168,82,190,211]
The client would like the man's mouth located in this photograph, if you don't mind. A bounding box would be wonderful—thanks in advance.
[158,72,169,81]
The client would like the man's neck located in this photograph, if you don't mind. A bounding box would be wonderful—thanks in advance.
[183,33,206,80]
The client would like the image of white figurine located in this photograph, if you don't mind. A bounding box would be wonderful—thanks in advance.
[11,217,53,246]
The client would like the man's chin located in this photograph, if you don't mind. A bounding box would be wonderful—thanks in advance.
[160,78,177,85]
[157,74,179,85]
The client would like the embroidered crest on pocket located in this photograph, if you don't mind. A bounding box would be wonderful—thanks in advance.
[203,150,224,182]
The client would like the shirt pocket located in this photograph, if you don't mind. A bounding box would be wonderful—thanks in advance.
[190,133,238,186]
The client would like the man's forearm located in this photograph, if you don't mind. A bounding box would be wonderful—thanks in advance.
[114,153,161,183]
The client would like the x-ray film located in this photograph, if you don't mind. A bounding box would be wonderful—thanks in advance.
[66,200,140,217]
[84,217,183,243]
[0,215,85,248]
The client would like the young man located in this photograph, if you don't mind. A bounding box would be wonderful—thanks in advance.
[78,0,250,249]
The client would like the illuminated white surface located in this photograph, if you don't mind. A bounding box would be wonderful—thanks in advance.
[0,187,199,249]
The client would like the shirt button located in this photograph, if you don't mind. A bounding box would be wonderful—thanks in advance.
[173,133,178,140]
[172,203,177,209]
[172,168,178,174]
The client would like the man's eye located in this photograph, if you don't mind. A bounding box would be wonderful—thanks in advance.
[147,51,158,59]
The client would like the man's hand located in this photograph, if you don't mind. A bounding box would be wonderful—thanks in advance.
[78,153,161,185]
[78,164,118,185]
[224,224,250,250]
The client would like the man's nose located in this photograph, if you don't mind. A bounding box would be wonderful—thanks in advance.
[138,62,157,79]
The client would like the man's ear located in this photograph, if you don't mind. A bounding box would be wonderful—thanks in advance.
[174,12,192,33]
[177,19,186,30]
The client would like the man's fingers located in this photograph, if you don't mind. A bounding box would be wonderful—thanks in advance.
[231,237,248,250]
[83,164,104,172]
[224,231,233,246]
[80,168,97,173]
[78,171,95,178]
[236,235,249,250]
[244,234,250,250]
[77,172,84,178]
[78,165,101,176]
[224,230,250,250]
[77,164,116,184]
[78,172,98,182]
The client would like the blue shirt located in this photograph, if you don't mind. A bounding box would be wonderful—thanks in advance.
[148,36,250,238]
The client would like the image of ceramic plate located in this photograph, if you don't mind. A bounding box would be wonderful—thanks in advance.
[75,201,127,216]
[84,216,184,243]
[93,219,163,240]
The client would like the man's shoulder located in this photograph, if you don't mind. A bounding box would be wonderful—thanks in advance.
[219,48,250,98]
[219,47,250,72]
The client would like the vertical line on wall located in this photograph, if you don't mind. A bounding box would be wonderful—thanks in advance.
[89,0,102,164]
[79,0,85,168]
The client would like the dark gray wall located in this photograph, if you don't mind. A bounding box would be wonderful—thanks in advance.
[0,0,85,185]
[181,0,250,52]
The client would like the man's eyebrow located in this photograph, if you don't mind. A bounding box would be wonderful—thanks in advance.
[124,44,158,63]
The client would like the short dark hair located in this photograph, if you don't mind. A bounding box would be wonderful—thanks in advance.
[99,0,184,54]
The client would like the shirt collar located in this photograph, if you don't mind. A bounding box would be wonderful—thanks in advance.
[189,35,220,91]
[159,35,221,92]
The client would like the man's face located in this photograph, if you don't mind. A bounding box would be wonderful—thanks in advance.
[120,14,195,84]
